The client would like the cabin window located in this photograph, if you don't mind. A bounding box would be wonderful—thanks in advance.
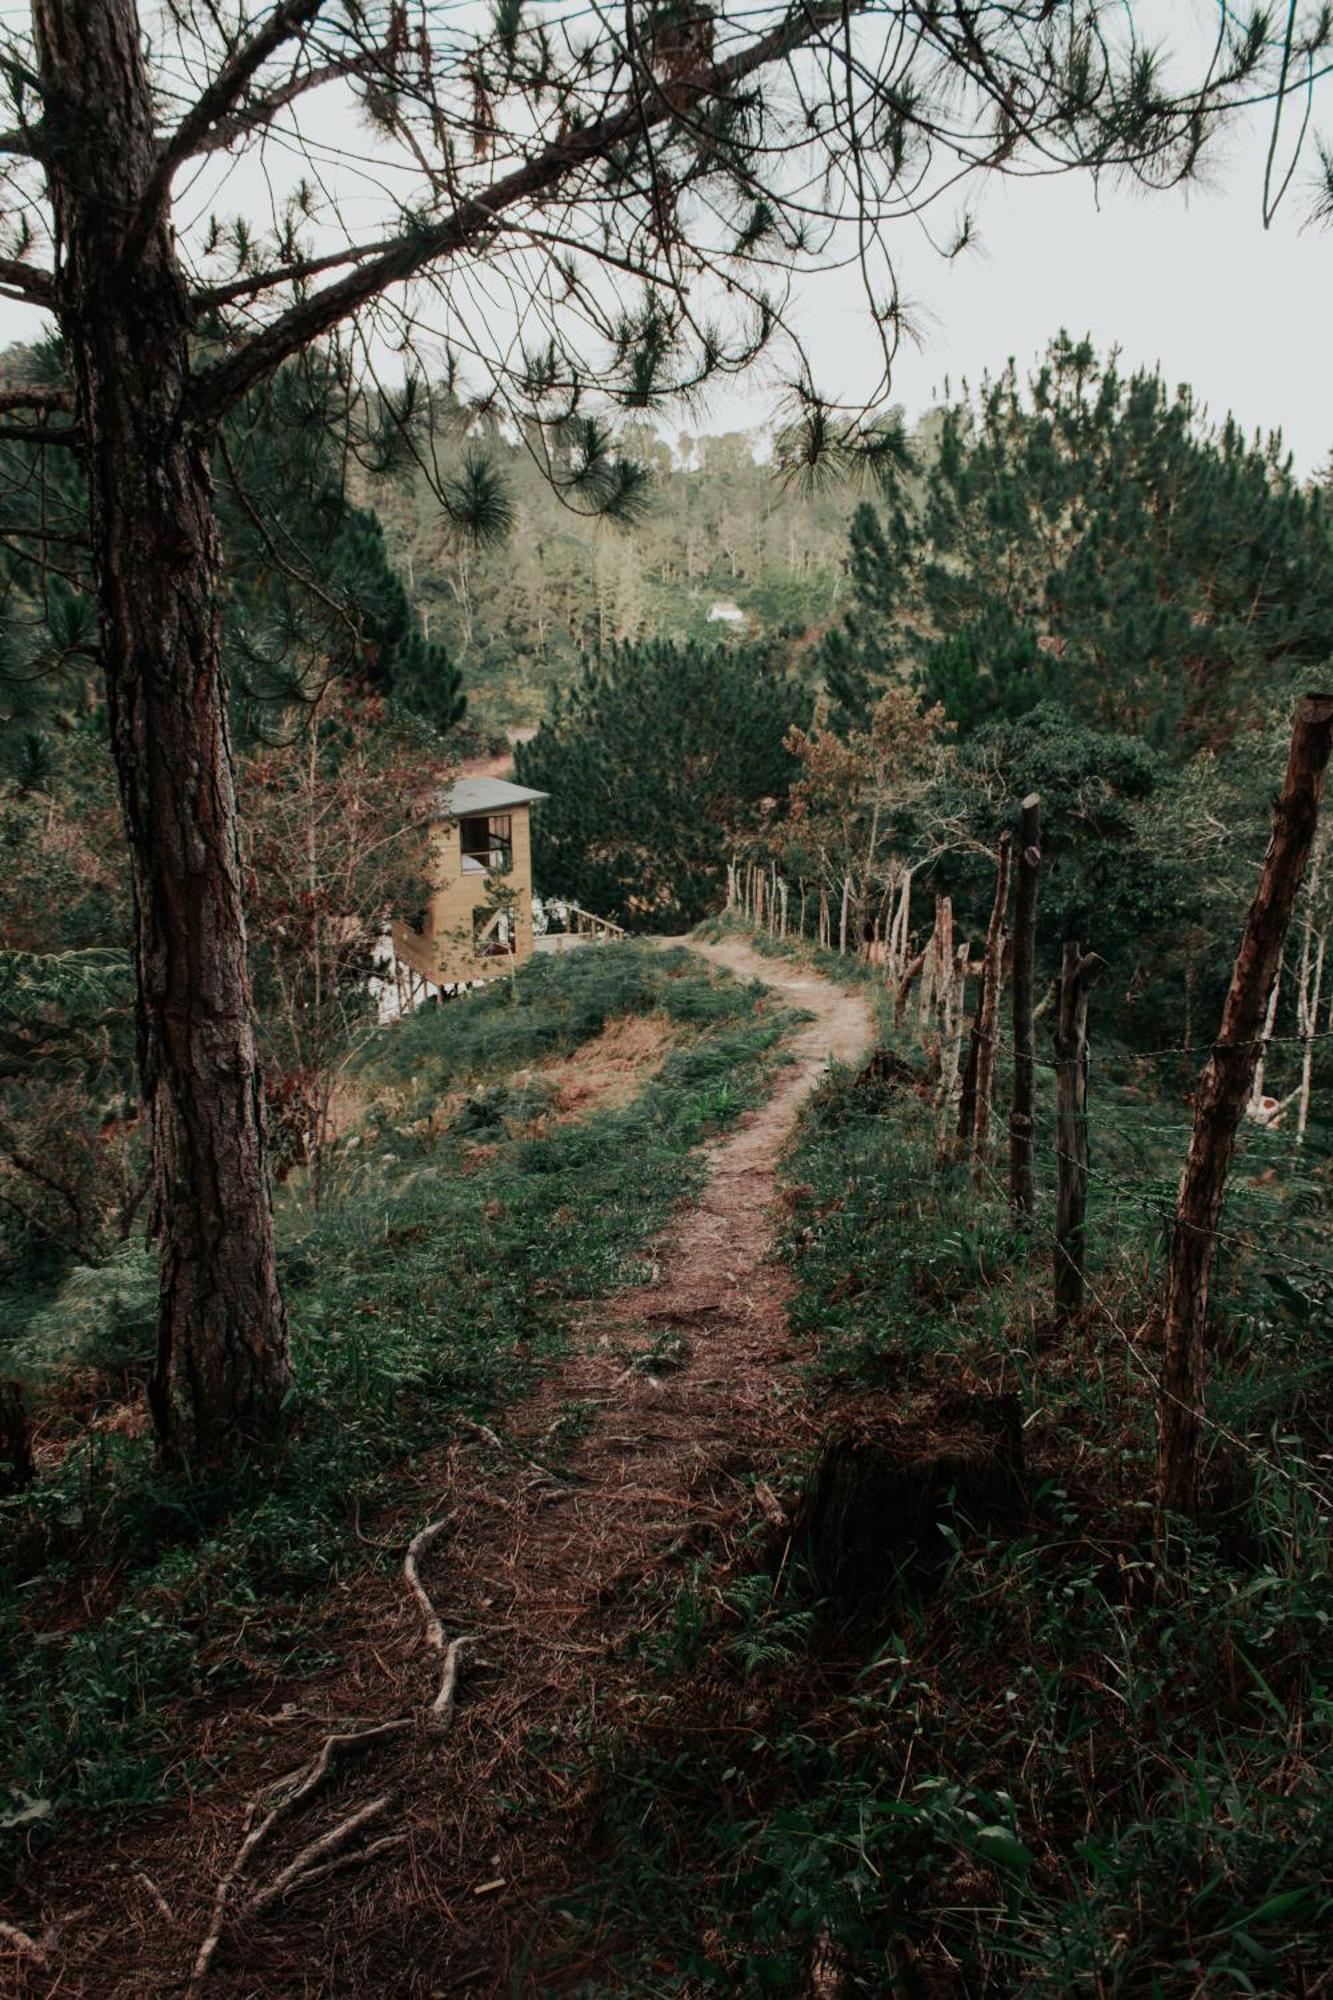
[473,905,512,955]
[460,813,513,874]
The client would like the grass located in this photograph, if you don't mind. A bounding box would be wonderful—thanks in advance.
[0,942,799,1853]
[557,920,1333,1996]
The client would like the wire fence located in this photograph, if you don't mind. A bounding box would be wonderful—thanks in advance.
[723,842,1333,1495]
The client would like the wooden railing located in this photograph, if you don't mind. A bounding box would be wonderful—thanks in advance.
[564,904,627,941]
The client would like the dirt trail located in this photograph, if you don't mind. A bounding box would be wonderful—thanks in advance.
[23,940,873,1999]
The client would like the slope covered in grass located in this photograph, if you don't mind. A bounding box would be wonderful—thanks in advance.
[0,943,797,1849]
[567,928,1333,1995]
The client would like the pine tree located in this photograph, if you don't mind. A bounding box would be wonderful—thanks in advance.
[516,638,804,928]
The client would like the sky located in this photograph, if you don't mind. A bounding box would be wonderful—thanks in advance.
[1,4,1327,476]
[703,103,1331,476]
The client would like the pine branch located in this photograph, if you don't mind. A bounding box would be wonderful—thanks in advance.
[0,259,54,306]
[130,0,331,254]
[189,2,837,423]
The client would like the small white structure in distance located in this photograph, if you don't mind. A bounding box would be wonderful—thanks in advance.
[707,600,746,625]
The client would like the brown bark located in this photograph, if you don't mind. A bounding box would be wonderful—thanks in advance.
[1008,794,1041,1216]
[1052,942,1103,1325]
[895,948,927,1030]
[35,0,291,1463]
[967,833,1012,1184]
[1155,694,1333,1527]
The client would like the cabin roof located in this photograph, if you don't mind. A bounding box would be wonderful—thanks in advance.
[440,776,548,819]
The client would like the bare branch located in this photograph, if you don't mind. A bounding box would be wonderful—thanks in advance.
[191,234,398,312]
[0,384,71,414]
[186,54,363,163]
[0,257,54,307]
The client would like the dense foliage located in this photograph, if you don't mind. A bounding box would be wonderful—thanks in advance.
[516,637,807,929]
[824,337,1333,754]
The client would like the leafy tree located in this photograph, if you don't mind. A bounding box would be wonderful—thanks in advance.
[0,739,141,1275]
[780,685,950,945]
[323,507,465,733]
[820,497,918,731]
[0,0,1316,1461]
[931,702,1172,976]
[516,638,804,928]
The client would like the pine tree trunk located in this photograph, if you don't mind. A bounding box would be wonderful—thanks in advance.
[36,0,291,1463]
[1156,695,1333,1528]
[1008,794,1042,1216]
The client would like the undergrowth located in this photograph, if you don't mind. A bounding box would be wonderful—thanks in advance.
[565,924,1333,1996]
[0,943,797,1852]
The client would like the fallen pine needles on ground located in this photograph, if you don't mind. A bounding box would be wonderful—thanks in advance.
[0,943,797,1877]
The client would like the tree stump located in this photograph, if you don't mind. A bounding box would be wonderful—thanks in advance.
[798,1396,1025,1613]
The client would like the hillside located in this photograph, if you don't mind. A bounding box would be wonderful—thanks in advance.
[367,422,862,739]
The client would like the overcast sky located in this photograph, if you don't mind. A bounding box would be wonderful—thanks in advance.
[695,0,1331,472]
[702,99,1330,475]
[1,4,1325,475]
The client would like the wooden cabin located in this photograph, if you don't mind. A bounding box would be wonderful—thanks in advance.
[393,776,548,993]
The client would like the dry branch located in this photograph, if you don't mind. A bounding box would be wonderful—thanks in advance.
[188,1722,411,1993]
[0,1919,46,1963]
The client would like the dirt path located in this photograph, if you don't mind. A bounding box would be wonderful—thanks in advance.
[24,941,873,1999]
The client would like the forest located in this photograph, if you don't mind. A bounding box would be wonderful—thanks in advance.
[2,1,1333,1996]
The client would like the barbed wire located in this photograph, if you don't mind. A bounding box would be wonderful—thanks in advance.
[966,1147,1333,1524]
[618,916,1333,1512]
[727,909,1333,1067]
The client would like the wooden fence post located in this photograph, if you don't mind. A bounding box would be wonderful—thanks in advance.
[937,940,972,1149]
[889,867,912,983]
[965,834,1012,1183]
[1008,794,1042,1217]
[838,875,851,956]
[1156,694,1333,1528]
[1052,941,1103,1323]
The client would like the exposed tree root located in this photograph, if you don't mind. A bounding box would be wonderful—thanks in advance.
[0,1919,46,1963]
[403,1512,481,1728]
[186,1514,480,1988]
[456,1414,578,1487]
[244,1795,395,1919]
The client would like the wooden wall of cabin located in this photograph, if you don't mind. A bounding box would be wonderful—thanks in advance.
[392,807,535,986]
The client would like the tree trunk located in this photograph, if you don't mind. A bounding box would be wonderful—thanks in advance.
[888,866,912,984]
[1294,829,1326,1145]
[1156,695,1333,1528]
[1052,942,1102,1325]
[1008,794,1042,1217]
[36,0,291,1464]
[968,833,1012,1185]
[1244,967,1281,1118]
